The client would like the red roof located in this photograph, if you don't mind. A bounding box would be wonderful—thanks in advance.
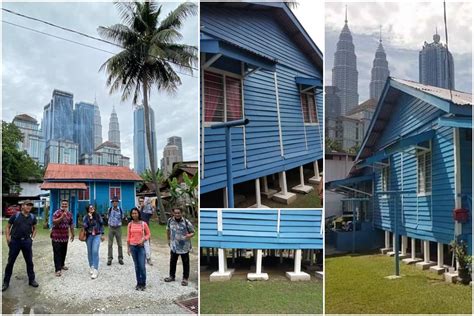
[44,164,142,181]
[40,182,87,190]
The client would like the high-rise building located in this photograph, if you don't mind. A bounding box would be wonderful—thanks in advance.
[79,140,130,167]
[12,114,46,166]
[108,106,121,148]
[161,144,180,177]
[93,98,103,149]
[45,139,78,165]
[167,136,183,161]
[369,30,390,101]
[332,7,359,115]
[419,30,455,89]
[42,89,75,142]
[74,102,95,157]
[133,105,157,175]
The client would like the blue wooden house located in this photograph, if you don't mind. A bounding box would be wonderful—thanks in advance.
[200,2,323,207]
[201,208,323,281]
[328,78,472,275]
[41,164,142,227]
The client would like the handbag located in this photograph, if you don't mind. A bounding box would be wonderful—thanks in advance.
[79,228,87,242]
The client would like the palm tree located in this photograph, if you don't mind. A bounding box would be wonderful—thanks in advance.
[98,1,197,224]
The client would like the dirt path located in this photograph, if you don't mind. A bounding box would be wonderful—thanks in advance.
[2,233,198,314]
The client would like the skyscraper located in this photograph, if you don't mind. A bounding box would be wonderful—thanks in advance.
[419,30,455,89]
[161,144,180,177]
[12,114,46,166]
[42,89,75,142]
[369,29,390,101]
[108,106,121,148]
[93,98,103,149]
[133,105,157,174]
[332,7,359,115]
[74,102,95,156]
[167,136,183,161]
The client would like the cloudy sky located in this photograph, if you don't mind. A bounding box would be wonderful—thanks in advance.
[2,1,198,168]
[325,1,472,101]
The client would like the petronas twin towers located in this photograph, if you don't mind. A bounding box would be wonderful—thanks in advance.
[332,7,390,115]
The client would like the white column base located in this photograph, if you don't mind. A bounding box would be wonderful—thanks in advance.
[285,271,311,281]
[402,258,423,265]
[429,265,446,275]
[415,261,436,270]
[291,184,314,194]
[380,247,392,255]
[249,204,270,208]
[247,273,269,281]
[315,271,324,279]
[261,189,277,199]
[210,269,235,282]
[272,192,297,204]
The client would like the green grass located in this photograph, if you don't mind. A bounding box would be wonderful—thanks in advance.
[200,278,323,314]
[326,253,473,314]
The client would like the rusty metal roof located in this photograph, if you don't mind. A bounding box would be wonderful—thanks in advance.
[44,164,142,181]
[40,182,87,190]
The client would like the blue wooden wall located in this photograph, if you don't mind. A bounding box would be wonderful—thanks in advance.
[200,209,323,249]
[370,93,472,250]
[200,5,323,194]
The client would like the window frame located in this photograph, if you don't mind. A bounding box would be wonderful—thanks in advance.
[203,68,244,127]
[416,141,432,196]
[299,90,319,126]
[78,185,90,201]
[109,185,121,201]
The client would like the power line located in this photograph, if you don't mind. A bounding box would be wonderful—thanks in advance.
[2,7,199,72]
[443,0,453,101]
[2,19,197,79]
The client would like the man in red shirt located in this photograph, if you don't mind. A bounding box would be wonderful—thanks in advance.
[51,199,75,277]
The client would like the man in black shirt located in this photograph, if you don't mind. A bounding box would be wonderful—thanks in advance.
[2,200,39,291]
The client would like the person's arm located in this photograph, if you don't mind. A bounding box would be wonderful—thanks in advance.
[127,223,131,255]
[185,220,195,239]
[143,223,151,241]
[166,228,171,246]
[69,214,75,242]
[5,223,12,244]
[52,211,63,225]
[32,225,37,239]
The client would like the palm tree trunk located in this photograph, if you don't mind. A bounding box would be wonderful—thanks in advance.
[142,79,166,224]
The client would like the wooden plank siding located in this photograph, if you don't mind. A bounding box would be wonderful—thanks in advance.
[200,5,323,194]
[200,209,323,249]
[370,92,470,247]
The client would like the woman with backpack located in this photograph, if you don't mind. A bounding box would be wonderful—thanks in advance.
[82,204,105,279]
[127,207,150,290]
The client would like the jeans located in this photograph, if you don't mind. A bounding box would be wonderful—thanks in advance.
[107,226,123,261]
[52,241,68,272]
[86,235,101,270]
[130,245,146,286]
[3,238,35,284]
[170,251,190,280]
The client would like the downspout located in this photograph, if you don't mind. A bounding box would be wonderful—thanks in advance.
[453,128,462,269]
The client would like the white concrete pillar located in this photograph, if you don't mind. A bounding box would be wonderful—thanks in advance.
[424,240,430,263]
[393,233,396,252]
[285,249,310,281]
[411,238,416,259]
[299,166,305,186]
[385,231,390,248]
[437,242,444,268]
[294,249,302,273]
[255,178,262,207]
[210,248,234,281]
[313,161,321,181]
[256,250,263,274]
[280,171,288,194]
[263,176,269,192]
[248,249,269,280]
[218,248,226,274]
[223,188,228,208]
[401,236,408,255]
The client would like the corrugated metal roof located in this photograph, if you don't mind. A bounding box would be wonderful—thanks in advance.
[44,164,142,181]
[40,182,87,190]
[393,78,472,106]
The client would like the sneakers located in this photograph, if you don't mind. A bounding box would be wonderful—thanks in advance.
[2,283,9,292]
[164,277,175,282]
[91,269,98,279]
[29,280,39,288]
[147,258,153,266]
[118,259,124,265]
[90,267,94,275]
[107,260,112,266]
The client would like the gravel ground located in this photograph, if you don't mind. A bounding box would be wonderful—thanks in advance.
[2,234,198,314]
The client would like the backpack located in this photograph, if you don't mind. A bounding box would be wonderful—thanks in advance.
[167,217,193,247]
[14,212,35,224]
[108,206,123,219]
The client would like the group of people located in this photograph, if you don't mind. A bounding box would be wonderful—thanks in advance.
[2,197,195,292]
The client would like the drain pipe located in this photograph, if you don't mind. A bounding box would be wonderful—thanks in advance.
[453,127,462,269]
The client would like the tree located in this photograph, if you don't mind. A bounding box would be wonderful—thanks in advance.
[2,121,43,194]
[98,1,197,224]
[140,168,165,183]
[325,137,343,153]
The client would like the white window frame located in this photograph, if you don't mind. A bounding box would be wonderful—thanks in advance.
[381,164,390,199]
[109,185,122,202]
[203,67,244,127]
[300,90,319,126]
[78,185,90,201]
[416,141,432,196]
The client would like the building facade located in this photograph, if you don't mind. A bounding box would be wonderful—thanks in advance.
[79,141,130,167]
[93,100,103,149]
[44,139,79,165]
[161,144,181,177]
[108,106,121,148]
[369,34,390,101]
[42,89,75,143]
[167,136,184,161]
[419,32,455,89]
[12,114,46,166]
[74,102,95,156]
[133,104,157,175]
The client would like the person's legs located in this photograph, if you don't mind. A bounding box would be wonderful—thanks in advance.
[20,239,36,283]
[181,252,190,280]
[137,246,146,286]
[3,239,22,285]
[86,236,93,268]
[107,227,115,262]
[116,227,123,261]
[52,241,62,272]
[92,235,101,270]
[60,241,68,268]
[169,250,179,279]
[129,246,140,286]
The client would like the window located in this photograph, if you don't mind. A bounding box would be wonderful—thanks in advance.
[110,186,121,200]
[78,185,90,201]
[300,92,318,124]
[381,166,389,192]
[204,70,243,123]
[417,143,432,195]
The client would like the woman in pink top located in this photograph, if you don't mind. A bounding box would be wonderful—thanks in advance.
[127,207,150,290]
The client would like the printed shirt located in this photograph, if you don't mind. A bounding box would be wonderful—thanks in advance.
[83,214,104,236]
[51,210,73,242]
[167,217,194,254]
[108,207,122,227]
[142,204,154,215]
[9,212,37,239]
[127,221,150,246]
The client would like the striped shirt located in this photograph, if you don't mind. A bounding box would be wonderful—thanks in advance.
[51,210,73,242]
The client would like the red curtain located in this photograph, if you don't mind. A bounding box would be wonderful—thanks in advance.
[204,71,224,122]
[226,76,242,121]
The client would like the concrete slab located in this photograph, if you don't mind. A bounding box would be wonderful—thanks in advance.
[380,247,392,255]
[429,266,446,275]
[291,184,314,194]
[385,275,403,280]
[402,258,423,265]
[272,191,297,205]
[399,254,410,259]
[247,273,269,281]
[444,272,458,284]
[248,204,270,208]
[209,269,234,282]
[261,189,278,199]
[315,271,324,280]
[285,271,311,281]
[308,176,321,185]
[415,261,436,270]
